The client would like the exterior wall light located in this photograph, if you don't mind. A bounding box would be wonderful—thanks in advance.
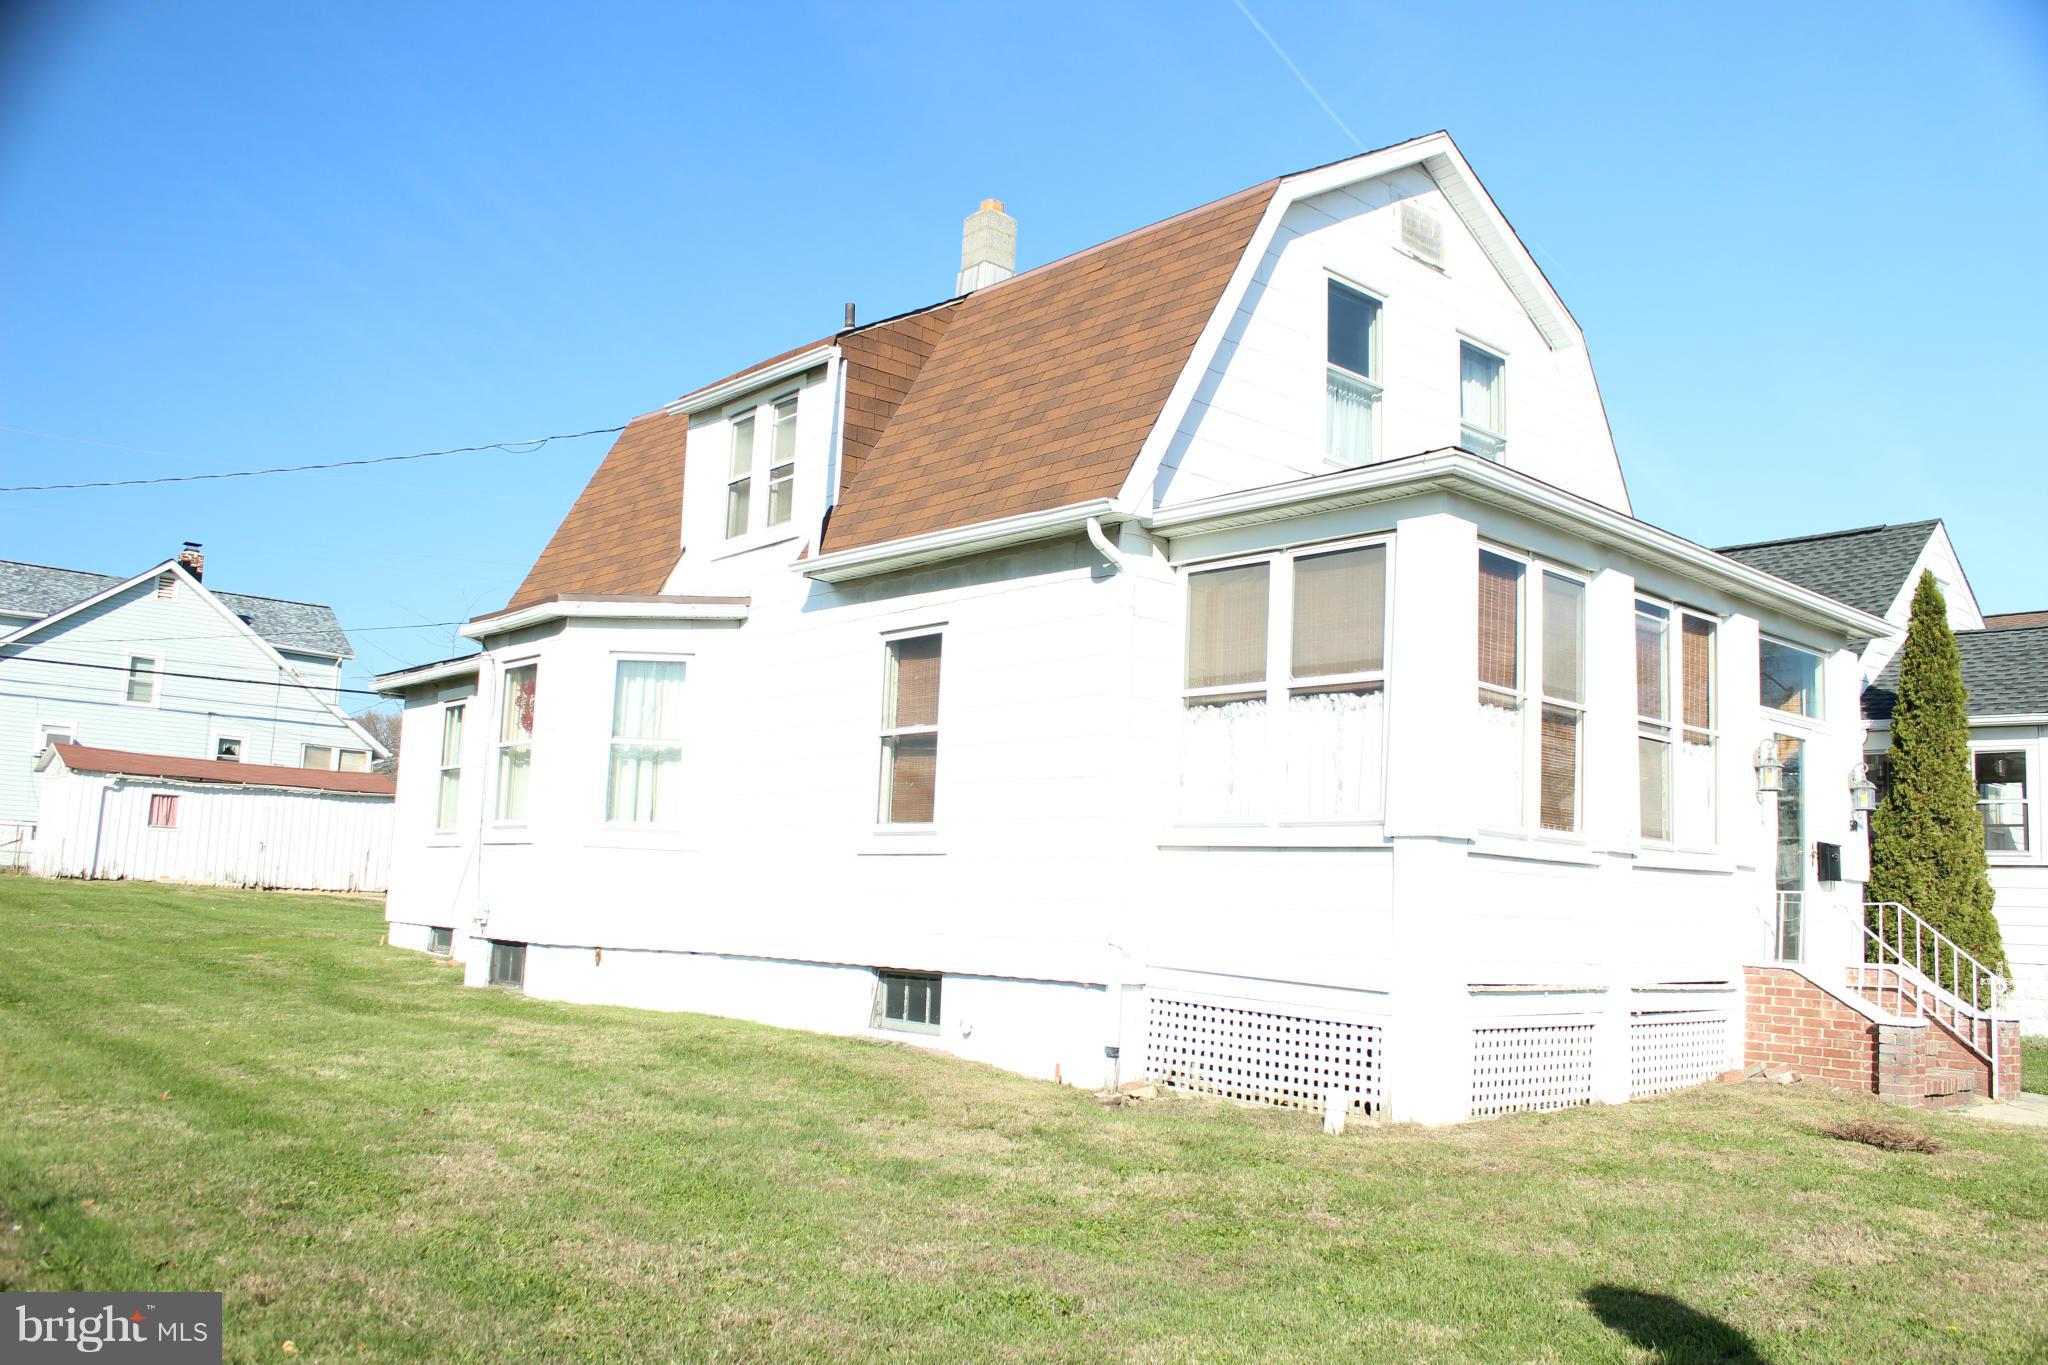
[1754,739,1784,797]
[1849,763,1879,831]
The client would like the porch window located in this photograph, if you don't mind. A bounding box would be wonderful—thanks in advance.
[725,413,754,538]
[1759,640,1821,718]
[1181,541,1389,824]
[1977,751,2030,853]
[1476,549,1583,833]
[1326,280,1382,466]
[874,970,941,1034]
[607,659,686,824]
[1678,613,1718,845]
[879,634,941,825]
[766,397,797,526]
[496,663,537,822]
[435,702,465,831]
[125,655,160,705]
[1475,551,1526,828]
[1459,342,1506,459]
[1537,572,1585,833]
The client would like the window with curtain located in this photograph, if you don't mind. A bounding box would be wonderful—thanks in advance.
[1976,751,2030,853]
[1326,280,1382,467]
[1759,640,1821,717]
[1459,342,1506,459]
[879,635,941,824]
[1475,550,1525,829]
[1635,600,1673,843]
[148,793,178,828]
[725,413,754,538]
[1182,543,1391,824]
[607,660,687,824]
[436,702,465,831]
[1538,572,1584,833]
[496,663,537,822]
[125,655,159,704]
[337,749,370,773]
[766,397,797,526]
[1678,613,1717,846]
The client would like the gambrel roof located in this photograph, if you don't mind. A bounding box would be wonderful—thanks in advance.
[506,131,1598,609]
[0,558,353,657]
[1716,522,1941,619]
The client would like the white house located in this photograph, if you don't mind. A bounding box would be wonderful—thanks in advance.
[31,742,395,892]
[0,543,388,868]
[1722,523,2048,1033]
[377,133,2016,1121]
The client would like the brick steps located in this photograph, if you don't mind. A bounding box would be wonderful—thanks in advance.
[1922,1070,1978,1111]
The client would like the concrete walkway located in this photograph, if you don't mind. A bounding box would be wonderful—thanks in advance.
[1956,1092,2048,1127]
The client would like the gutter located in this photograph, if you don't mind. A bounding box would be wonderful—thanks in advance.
[802,499,1122,583]
[460,595,750,641]
[374,656,484,694]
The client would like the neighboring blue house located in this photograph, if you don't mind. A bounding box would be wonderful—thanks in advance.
[0,543,385,854]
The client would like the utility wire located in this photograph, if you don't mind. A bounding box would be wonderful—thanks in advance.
[1229,0,1365,153]
[0,654,407,699]
[0,425,626,493]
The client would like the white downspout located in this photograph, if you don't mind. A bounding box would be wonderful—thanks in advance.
[1085,516,1125,572]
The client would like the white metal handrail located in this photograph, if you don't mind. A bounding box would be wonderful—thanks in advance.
[1859,900,2010,1099]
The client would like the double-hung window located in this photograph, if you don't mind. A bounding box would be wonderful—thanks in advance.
[1326,280,1382,466]
[1180,540,1389,824]
[1636,602,1675,842]
[1475,549,1583,833]
[1636,602,1718,845]
[725,413,755,539]
[496,663,537,822]
[35,721,74,754]
[435,702,465,831]
[125,655,160,705]
[606,659,686,824]
[1977,751,2030,853]
[766,397,797,526]
[879,634,941,825]
[1459,341,1506,459]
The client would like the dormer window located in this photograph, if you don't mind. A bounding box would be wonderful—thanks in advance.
[1326,280,1382,467]
[725,414,755,539]
[1459,341,1506,459]
[766,396,797,526]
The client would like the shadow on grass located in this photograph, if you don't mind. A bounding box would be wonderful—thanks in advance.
[1585,1285,1769,1364]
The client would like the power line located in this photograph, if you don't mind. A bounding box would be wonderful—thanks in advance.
[0,425,627,493]
[0,620,465,650]
[1229,0,1365,153]
[0,653,405,699]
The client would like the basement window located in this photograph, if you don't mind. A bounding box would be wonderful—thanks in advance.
[488,941,526,990]
[874,970,941,1034]
[427,927,453,957]
[148,794,179,829]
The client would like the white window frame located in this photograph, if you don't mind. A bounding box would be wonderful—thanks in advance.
[147,792,179,830]
[872,969,942,1035]
[212,733,246,764]
[877,627,944,829]
[1758,636,1824,725]
[1971,743,2032,861]
[32,720,75,755]
[1459,338,1507,461]
[494,659,540,826]
[1324,275,1385,469]
[603,654,689,828]
[302,743,334,769]
[1476,544,1586,838]
[1178,534,1393,829]
[335,748,371,773]
[123,654,162,707]
[1635,597,1676,846]
[300,743,369,772]
[435,700,466,834]
[724,411,755,540]
[765,395,797,527]
[1678,608,1719,850]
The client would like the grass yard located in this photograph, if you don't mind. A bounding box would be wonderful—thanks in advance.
[2023,1033,2048,1095]
[2,879,2044,1364]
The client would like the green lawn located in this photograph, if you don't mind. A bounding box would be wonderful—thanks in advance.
[2,878,2044,1364]
[2023,1034,2048,1095]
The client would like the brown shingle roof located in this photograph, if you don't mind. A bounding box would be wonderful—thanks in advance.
[48,742,395,795]
[507,408,690,610]
[1985,610,2048,630]
[819,181,1277,552]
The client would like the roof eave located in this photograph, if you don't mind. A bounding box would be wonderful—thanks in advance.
[1143,451,1893,640]
[459,594,751,641]
[663,344,838,417]
[802,500,1122,583]
[373,656,484,694]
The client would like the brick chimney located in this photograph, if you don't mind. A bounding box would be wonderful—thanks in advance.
[178,541,204,581]
[956,198,1016,295]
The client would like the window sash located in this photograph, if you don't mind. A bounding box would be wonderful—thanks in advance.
[148,793,178,828]
[606,660,686,825]
[879,636,942,825]
[766,399,797,525]
[435,703,464,831]
[1477,547,1583,833]
[125,656,158,704]
[1976,751,2030,853]
[1759,639,1821,718]
[726,413,755,538]
[303,744,333,769]
[1459,342,1506,452]
[877,971,941,1033]
[214,737,242,762]
[496,664,537,822]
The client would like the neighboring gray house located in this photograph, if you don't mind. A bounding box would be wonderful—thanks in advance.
[0,543,386,859]
[1720,521,2048,1032]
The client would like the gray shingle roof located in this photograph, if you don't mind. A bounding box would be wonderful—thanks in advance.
[1864,625,2048,721]
[0,559,352,658]
[1717,521,1939,618]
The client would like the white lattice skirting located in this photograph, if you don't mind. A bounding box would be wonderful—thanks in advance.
[1145,994,1383,1113]
[1628,1012,1729,1099]
[1470,1022,1596,1118]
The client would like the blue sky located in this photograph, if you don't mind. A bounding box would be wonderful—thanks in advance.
[3,1,2044,707]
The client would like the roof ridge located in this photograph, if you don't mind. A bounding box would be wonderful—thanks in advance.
[0,558,121,579]
[1716,520,1939,553]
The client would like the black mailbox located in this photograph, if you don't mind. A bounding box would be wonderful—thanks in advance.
[1815,841,1842,884]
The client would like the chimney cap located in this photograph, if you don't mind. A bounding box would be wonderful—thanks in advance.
[979,198,1005,213]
